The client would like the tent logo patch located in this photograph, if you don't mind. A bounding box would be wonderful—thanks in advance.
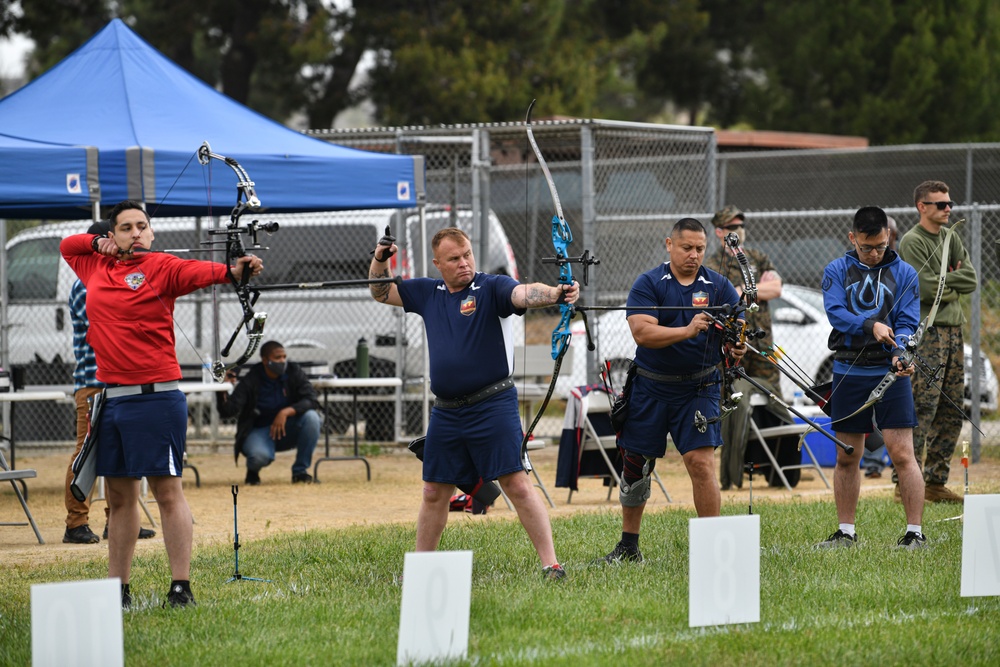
[124,273,146,290]
[66,174,81,194]
[397,181,411,201]
[460,296,476,316]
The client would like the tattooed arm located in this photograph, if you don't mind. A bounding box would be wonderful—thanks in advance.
[511,281,579,310]
[369,242,403,307]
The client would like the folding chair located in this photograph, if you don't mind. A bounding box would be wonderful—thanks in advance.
[0,446,45,544]
[567,395,671,504]
[745,394,829,492]
[525,438,556,508]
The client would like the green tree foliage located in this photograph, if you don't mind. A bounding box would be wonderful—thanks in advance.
[740,0,1000,144]
[5,0,1000,142]
[364,0,672,125]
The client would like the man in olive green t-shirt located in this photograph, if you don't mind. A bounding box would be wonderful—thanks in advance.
[894,180,978,503]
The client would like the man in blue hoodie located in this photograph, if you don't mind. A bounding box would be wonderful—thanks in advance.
[817,206,926,550]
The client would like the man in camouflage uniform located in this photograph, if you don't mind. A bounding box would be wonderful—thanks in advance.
[892,181,978,504]
[705,206,788,489]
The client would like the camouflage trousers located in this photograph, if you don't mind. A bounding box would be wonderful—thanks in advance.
[719,376,790,489]
[892,325,965,485]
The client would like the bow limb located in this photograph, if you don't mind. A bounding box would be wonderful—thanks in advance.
[723,232,759,317]
[520,101,577,469]
[198,142,269,381]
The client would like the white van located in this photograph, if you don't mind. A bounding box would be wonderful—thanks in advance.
[3,206,519,385]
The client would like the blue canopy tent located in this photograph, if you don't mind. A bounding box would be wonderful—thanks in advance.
[0,135,99,216]
[0,19,423,219]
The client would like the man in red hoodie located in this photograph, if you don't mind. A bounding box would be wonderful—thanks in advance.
[61,200,262,609]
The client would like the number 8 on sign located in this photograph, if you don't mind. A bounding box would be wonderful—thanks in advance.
[689,515,760,627]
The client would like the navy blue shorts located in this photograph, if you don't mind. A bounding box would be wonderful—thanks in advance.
[424,388,524,487]
[830,372,917,433]
[619,372,722,457]
[97,390,188,478]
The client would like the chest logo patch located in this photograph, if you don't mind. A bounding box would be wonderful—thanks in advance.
[692,291,709,308]
[460,296,476,316]
[124,272,146,290]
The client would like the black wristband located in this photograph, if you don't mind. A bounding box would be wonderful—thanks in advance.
[91,235,102,252]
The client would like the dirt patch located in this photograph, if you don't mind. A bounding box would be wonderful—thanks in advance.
[3,443,995,569]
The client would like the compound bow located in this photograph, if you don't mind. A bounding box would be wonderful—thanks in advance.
[195,142,270,381]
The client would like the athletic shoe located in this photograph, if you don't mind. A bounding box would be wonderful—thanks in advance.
[598,541,643,564]
[292,472,314,484]
[102,525,157,540]
[896,531,928,550]
[63,524,100,544]
[542,563,567,581]
[121,584,132,611]
[163,584,196,609]
[925,483,962,504]
[814,529,857,549]
[246,469,261,486]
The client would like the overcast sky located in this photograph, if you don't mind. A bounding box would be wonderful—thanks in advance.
[0,33,31,78]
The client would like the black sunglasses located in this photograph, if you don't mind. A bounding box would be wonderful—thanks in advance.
[722,223,745,231]
[921,200,956,210]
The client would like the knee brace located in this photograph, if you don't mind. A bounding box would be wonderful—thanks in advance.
[619,451,655,507]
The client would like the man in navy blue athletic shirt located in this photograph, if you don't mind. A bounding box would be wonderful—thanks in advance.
[370,227,578,580]
[598,218,746,564]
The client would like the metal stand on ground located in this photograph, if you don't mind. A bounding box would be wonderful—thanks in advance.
[226,485,270,583]
[744,462,757,515]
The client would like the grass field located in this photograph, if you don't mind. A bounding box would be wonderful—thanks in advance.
[3,486,999,666]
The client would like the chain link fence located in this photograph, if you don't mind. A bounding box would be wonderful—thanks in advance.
[3,126,998,452]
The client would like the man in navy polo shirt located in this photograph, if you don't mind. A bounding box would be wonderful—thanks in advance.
[369,227,577,581]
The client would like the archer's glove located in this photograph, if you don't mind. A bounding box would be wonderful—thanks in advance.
[372,225,396,262]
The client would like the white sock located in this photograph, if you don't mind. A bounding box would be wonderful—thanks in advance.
[839,523,856,537]
[907,524,922,535]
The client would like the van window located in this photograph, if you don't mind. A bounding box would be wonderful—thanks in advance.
[153,224,376,284]
[8,236,61,300]
[258,223,375,284]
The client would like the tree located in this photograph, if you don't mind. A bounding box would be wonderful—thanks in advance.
[738,0,1000,144]
[357,0,687,125]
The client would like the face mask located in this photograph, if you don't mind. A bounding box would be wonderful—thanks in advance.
[266,361,287,376]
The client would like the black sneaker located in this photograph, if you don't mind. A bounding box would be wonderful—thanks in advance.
[896,531,928,550]
[815,529,857,549]
[102,525,157,540]
[163,584,196,609]
[246,469,261,486]
[121,584,132,611]
[63,524,100,544]
[598,541,643,564]
[542,563,567,581]
[292,471,313,484]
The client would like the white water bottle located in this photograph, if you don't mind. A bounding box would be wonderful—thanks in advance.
[201,355,212,383]
[793,390,804,407]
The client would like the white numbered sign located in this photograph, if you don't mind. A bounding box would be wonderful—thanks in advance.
[31,578,123,667]
[689,515,760,627]
[397,551,473,666]
[961,494,1000,597]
